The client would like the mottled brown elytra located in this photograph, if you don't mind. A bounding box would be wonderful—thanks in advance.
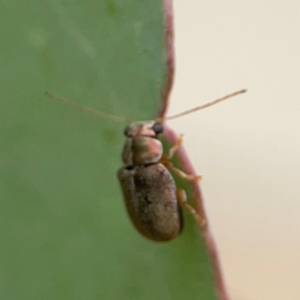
[45,89,246,241]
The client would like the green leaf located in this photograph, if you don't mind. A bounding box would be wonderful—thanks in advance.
[0,1,226,299]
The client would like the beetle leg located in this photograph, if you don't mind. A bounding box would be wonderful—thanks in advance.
[160,156,201,182]
[176,189,206,228]
[170,165,202,182]
[168,134,184,159]
[166,135,201,182]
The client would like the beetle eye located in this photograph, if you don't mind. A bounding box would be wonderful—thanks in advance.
[152,123,163,135]
[124,126,130,136]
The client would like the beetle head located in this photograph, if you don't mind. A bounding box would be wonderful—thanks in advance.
[124,121,163,138]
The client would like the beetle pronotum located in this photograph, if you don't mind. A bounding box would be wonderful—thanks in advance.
[45,89,246,241]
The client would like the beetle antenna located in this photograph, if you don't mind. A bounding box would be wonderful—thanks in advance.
[158,89,247,122]
[45,91,130,123]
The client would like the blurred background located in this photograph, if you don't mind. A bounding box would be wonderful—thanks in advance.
[170,1,300,299]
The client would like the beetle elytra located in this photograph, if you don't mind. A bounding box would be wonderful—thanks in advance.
[45,89,246,241]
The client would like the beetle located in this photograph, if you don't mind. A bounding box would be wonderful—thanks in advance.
[117,119,205,241]
[45,89,246,241]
